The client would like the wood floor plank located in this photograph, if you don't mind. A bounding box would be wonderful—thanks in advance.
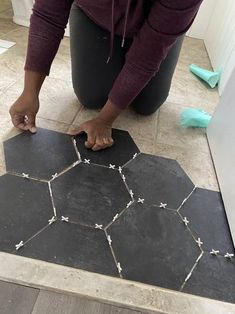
[32,290,143,314]
[0,280,39,314]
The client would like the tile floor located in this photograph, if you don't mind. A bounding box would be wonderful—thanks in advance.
[1,127,235,304]
[1,1,234,312]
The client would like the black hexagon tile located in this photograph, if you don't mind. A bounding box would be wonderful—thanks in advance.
[17,220,118,277]
[51,163,131,227]
[179,188,234,255]
[0,174,53,252]
[182,253,235,303]
[122,154,194,210]
[108,203,201,290]
[74,128,139,167]
[4,128,78,180]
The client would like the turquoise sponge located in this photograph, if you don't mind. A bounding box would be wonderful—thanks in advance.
[180,108,211,128]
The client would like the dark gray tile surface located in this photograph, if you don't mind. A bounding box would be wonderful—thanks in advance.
[122,154,194,210]
[179,188,234,255]
[182,253,235,304]
[51,163,131,227]
[17,221,118,277]
[4,128,78,180]
[108,203,201,290]
[75,129,139,167]
[0,174,53,252]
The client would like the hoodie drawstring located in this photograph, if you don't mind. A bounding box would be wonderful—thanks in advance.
[122,0,131,47]
[106,0,131,63]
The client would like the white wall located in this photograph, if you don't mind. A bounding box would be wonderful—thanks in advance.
[188,0,235,95]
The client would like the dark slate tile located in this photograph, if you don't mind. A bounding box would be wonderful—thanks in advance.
[122,154,194,210]
[17,221,118,277]
[74,129,139,167]
[0,174,53,252]
[182,253,235,304]
[4,128,78,180]
[179,188,234,255]
[51,163,131,227]
[108,203,200,290]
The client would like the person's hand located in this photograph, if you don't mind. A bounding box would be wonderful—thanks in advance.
[9,92,39,133]
[69,117,114,151]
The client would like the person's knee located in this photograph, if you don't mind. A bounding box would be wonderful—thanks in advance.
[133,92,168,116]
[72,82,105,110]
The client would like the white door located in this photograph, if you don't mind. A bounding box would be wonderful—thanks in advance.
[207,68,235,245]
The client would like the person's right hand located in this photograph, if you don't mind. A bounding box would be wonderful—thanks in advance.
[9,92,39,133]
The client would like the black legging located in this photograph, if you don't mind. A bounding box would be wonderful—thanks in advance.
[69,4,184,116]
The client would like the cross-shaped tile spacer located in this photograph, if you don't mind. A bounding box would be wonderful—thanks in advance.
[84,159,90,164]
[95,224,103,230]
[118,166,122,174]
[210,249,220,256]
[159,202,167,208]
[117,262,122,273]
[107,235,112,246]
[196,238,203,247]
[129,190,134,198]
[137,198,145,204]
[61,216,69,222]
[224,252,234,259]
[22,173,29,179]
[48,216,56,225]
[51,173,58,180]
[109,164,115,169]
[132,153,138,159]
[126,201,133,208]
[183,217,189,226]
[112,213,119,222]
[15,240,24,251]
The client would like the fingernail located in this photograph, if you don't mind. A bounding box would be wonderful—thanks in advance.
[30,127,37,133]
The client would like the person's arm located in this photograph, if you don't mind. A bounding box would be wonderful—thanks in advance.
[109,0,203,109]
[10,0,73,132]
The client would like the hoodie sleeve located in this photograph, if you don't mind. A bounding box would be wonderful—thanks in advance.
[109,0,203,109]
[24,0,74,75]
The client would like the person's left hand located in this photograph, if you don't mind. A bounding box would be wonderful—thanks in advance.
[69,117,114,151]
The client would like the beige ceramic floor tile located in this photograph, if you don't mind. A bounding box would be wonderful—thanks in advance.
[36,117,70,133]
[0,0,12,13]
[0,76,81,124]
[154,142,219,191]
[0,18,20,35]
[157,102,210,154]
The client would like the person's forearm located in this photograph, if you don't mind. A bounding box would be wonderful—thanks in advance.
[23,70,46,96]
[98,99,123,124]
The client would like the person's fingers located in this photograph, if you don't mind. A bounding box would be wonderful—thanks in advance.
[107,137,114,147]
[92,137,108,151]
[68,126,84,136]
[27,113,37,133]
[17,122,28,131]
[85,133,96,148]
[11,114,24,128]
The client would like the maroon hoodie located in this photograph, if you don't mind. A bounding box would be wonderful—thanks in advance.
[25,0,203,109]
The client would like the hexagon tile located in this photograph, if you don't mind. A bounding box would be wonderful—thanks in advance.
[1,127,235,304]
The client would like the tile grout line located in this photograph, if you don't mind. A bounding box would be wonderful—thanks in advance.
[180,251,204,291]
[104,229,123,279]
[48,181,57,217]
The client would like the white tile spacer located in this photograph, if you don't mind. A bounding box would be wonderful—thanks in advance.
[129,190,134,198]
[61,216,69,222]
[73,138,77,146]
[72,160,80,167]
[107,235,112,246]
[137,198,145,204]
[51,173,58,180]
[48,216,56,225]
[132,153,138,159]
[84,159,90,164]
[210,249,220,256]
[122,174,126,182]
[159,202,167,209]
[95,224,103,230]
[196,238,203,247]
[109,164,115,169]
[224,252,234,259]
[126,201,133,208]
[112,213,119,222]
[15,240,24,251]
[118,166,122,174]
[182,217,189,226]
[22,173,29,179]
[117,262,122,274]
